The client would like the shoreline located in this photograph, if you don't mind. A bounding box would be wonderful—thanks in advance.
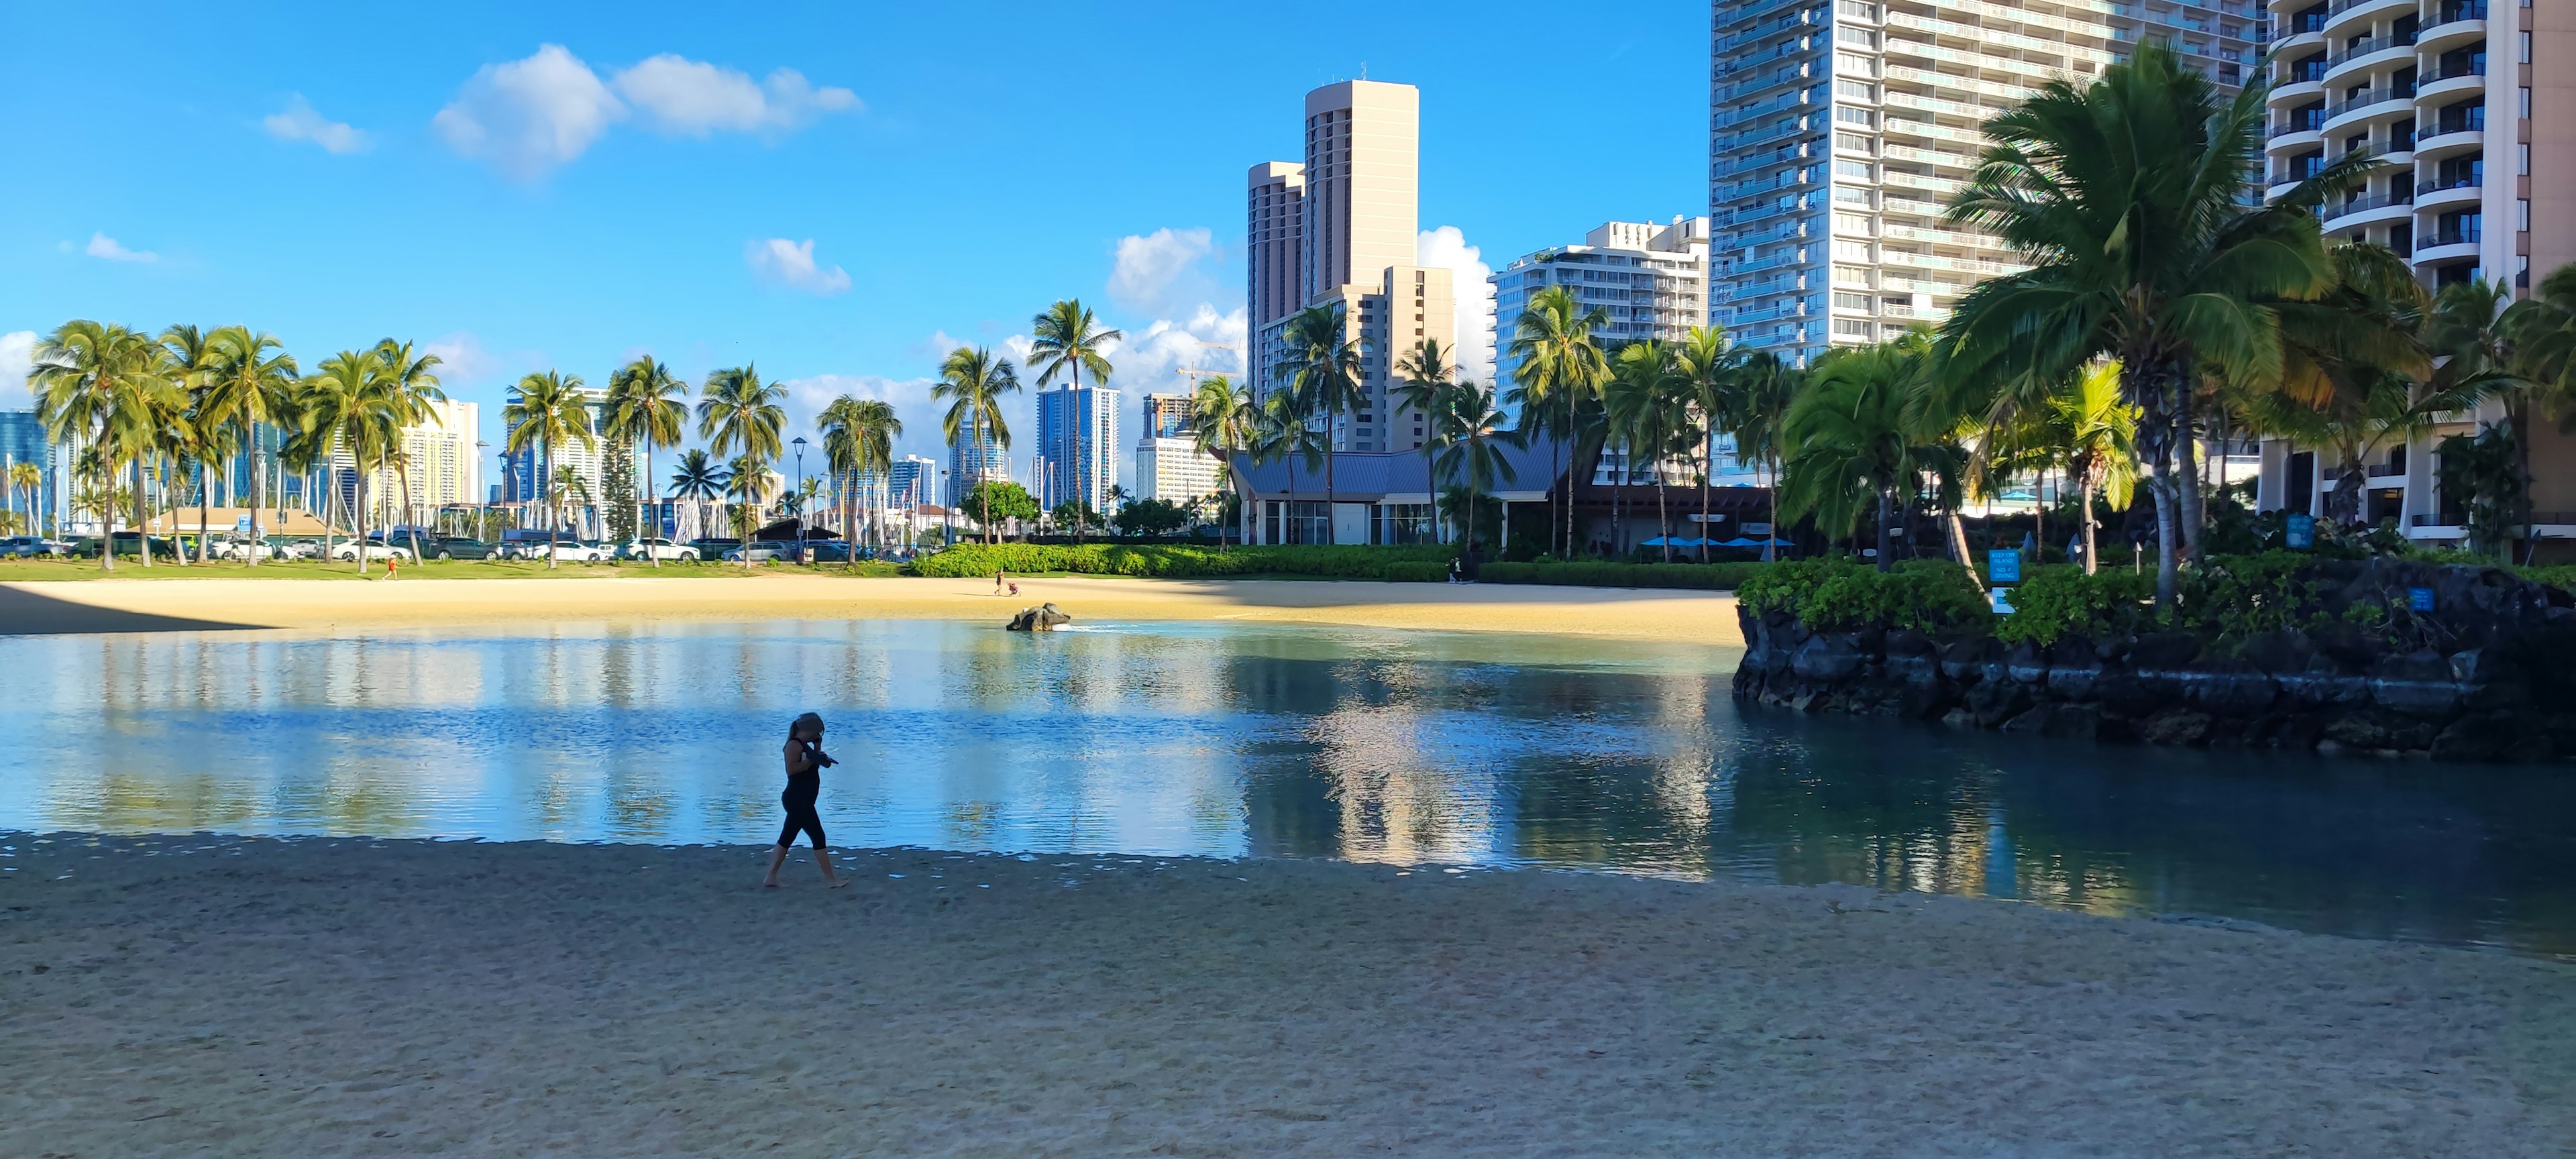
[3,832,2569,1155]
[0,573,1746,646]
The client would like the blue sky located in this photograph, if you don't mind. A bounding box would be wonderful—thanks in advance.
[0,0,1707,472]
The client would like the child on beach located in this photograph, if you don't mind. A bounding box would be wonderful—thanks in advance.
[762,712,848,889]
[994,569,1008,594]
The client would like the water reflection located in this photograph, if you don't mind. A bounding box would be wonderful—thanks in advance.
[2,619,2570,958]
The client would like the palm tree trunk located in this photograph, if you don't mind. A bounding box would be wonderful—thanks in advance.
[1948,507,1980,591]
[400,465,424,567]
[2035,467,2047,567]
[1656,467,1671,564]
[544,435,559,570]
[645,445,659,569]
[1698,438,1711,565]
[2511,397,2537,564]
[248,435,266,569]
[2176,396,2206,566]
[1874,484,1893,574]
[1765,453,1781,562]
[1324,442,1336,546]
[197,455,213,563]
[1560,394,1574,559]
[2080,475,2100,576]
[133,458,152,568]
[355,467,371,575]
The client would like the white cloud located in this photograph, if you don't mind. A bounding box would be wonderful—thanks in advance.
[1108,227,1218,318]
[84,233,158,264]
[432,44,627,181]
[262,95,369,154]
[421,331,509,387]
[745,237,852,295]
[612,56,857,137]
[1,331,38,406]
[1418,226,1495,384]
[777,372,959,465]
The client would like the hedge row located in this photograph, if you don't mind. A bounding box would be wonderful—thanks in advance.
[912,543,1454,580]
[1477,559,1764,590]
[1735,557,1994,634]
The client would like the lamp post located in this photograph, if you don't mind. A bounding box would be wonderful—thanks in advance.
[941,469,953,549]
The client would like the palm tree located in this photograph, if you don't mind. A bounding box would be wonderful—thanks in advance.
[1937,40,2358,610]
[1721,351,1801,562]
[668,447,729,541]
[1674,326,1737,563]
[1185,374,1258,549]
[1392,338,1458,525]
[604,357,691,567]
[301,348,402,573]
[931,346,1021,545]
[818,396,900,564]
[1505,285,1611,558]
[1027,299,1120,394]
[6,461,40,537]
[1607,339,1693,562]
[157,325,223,563]
[1429,381,1517,557]
[30,321,178,571]
[1779,336,1936,572]
[1251,386,1328,541]
[1273,304,1363,543]
[370,340,445,564]
[201,327,299,566]
[696,366,786,561]
[503,370,598,569]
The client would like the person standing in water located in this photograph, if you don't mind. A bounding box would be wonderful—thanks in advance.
[763,712,848,889]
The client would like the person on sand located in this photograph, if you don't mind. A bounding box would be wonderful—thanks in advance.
[994,568,1008,595]
[763,712,848,889]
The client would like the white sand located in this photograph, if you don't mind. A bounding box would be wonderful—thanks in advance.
[0,574,1746,647]
[3,834,2569,1156]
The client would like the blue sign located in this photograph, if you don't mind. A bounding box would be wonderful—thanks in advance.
[233,514,253,531]
[2408,586,2436,612]
[1990,587,2017,615]
[2285,513,2316,550]
[1988,548,2022,584]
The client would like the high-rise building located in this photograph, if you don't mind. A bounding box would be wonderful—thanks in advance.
[2250,0,2576,547]
[1036,384,1120,513]
[500,385,621,507]
[1709,0,2110,366]
[1135,392,1226,503]
[372,398,481,511]
[1247,161,1308,394]
[1246,79,1456,454]
[948,425,1006,505]
[1492,217,1714,388]
[2106,1,2268,92]
[0,410,60,533]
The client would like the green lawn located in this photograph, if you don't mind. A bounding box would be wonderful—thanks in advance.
[0,558,908,582]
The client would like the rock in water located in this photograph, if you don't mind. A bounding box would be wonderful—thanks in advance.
[1006,603,1072,632]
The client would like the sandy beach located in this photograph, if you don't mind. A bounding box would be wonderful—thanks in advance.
[0,573,1745,646]
[2,834,2569,1157]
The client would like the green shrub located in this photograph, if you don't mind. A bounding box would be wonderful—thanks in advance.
[1992,565,2155,646]
[1477,559,1764,590]
[2516,564,2576,593]
[912,543,1454,581]
[1737,557,1992,633]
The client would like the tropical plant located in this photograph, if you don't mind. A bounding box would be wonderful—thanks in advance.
[1026,298,1121,394]
[1778,335,1939,572]
[1185,374,1258,549]
[1250,384,1327,542]
[668,447,729,540]
[605,356,691,566]
[158,325,223,563]
[503,369,598,568]
[1674,325,1736,563]
[2434,427,2522,555]
[697,366,786,561]
[1429,380,1517,554]
[1393,337,1458,506]
[1605,339,1694,561]
[1505,285,1611,558]
[300,348,403,572]
[31,321,182,570]
[1273,304,1363,542]
[6,461,41,537]
[1937,40,2359,610]
[201,327,299,565]
[959,480,1038,534]
[932,345,1022,546]
[371,340,445,563]
[1722,350,1801,563]
[818,396,900,565]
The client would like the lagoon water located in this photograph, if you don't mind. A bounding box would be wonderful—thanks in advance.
[3,618,2571,957]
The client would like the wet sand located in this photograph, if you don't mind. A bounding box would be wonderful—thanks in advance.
[0,573,1743,646]
[3,833,2569,1156]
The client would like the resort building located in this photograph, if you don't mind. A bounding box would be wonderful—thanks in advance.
[499,384,623,510]
[0,408,60,533]
[1709,0,2112,366]
[1491,217,1715,388]
[1245,79,1458,454]
[1134,393,1225,503]
[1036,383,1120,514]
[2105,0,2269,91]
[2251,0,2576,553]
[366,398,482,512]
[947,425,1006,505]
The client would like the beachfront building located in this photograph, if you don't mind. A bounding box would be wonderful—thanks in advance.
[948,425,1007,505]
[499,384,624,508]
[2249,0,2576,553]
[1246,79,1458,455]
[2105,0,2267,91]
[1709,0,2110,367]
[1491,217,1715,389]
[1133,392,1225,504]
[1036,384,1120,514]
[358,398,481,522]
[0,408,60,534]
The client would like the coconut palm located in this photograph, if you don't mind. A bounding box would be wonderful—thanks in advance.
[1505,285,1611,558]
[668,447,729,540]
[201,327,299,566]
[1273,304,1363,543]
[1937,40,2361,610]
[604,357,691,567]
[1392,338,1459,522]
[1779,335,1937,572]
[818,396,900,563]
[368,340,445,563]
[30,321,180,570]
[7,461,41,537]
[503,370,597,569]
[1429,380,1517,555]
[1606,339,1692,561]
[300,348,403,573]
[1250,385,1327,542]
[931,346,1021,545]
[1673,326,1737,563]
[1026,298,1120,394]
[1185,374,1258,548]
[696,366,786,560]
[1721,351,1801,562]
[156,325,226,563]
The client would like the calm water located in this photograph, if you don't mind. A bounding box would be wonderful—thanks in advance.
[3,619,2571,958]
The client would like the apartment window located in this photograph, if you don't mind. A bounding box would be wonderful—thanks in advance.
[1836,53,1878,77]
[1834,213,1876,235]
[1832,186,1873,206]
[1833,239,1873,261]
[1832,319,1875,339]
[1835,133,1877,154]
[1836,80,1878,101]
[1835,106,1876,127]
[1833,292,1872,311]
[1833,159,1874,180]
[1840,29,1882,50]
[1833,264,1876,286]
[2521,199,2532,231]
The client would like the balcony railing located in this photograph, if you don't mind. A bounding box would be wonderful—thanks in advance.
[2432,1,2488,24]
[2415,229,2482,252]
[2325,190,2414,217]
[2417,175,2483,195]
[2269,165,2324,185]
[2325,87,2413,117]
[2326,0,2402,14]
[2421,60,2487,84]
[2326,32,2416,67]
[2270,118,2326,138]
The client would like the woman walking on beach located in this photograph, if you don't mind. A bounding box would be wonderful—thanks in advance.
[763,712,848,889]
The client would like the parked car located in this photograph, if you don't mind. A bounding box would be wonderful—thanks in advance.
[0,536,72,558]
[330,540,415,563]
[790,541,855,564]
[208,535,286,561]
[617,537,700,562]
[720,540,794,563]
[70,532,183,559]
[686,537,742,560]
[426,537,500,561]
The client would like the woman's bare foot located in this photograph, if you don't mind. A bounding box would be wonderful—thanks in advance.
[761,878,781,888]
[828,879,851,889]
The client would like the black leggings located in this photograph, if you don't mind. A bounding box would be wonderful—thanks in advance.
[777,775,825,848]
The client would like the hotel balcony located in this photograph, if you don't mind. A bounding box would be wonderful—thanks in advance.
[2320,189,2415,231]
[2321,33,2418,89]
[2321,86,2415,136]
[2413,228,2482,264]
[2414,174,2483,211]
[2411,122,2486,163]
[2320,0,2412,40]
[2416,2,2487,55]
[2414,59,2487,105]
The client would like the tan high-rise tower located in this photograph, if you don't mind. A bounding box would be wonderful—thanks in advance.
[1246,78,1447,453]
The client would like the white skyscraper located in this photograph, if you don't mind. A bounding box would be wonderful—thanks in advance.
[1709,0,2112,366]
[1492,217,1713,389]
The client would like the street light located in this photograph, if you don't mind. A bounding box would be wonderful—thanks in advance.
[941,469,953,549]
